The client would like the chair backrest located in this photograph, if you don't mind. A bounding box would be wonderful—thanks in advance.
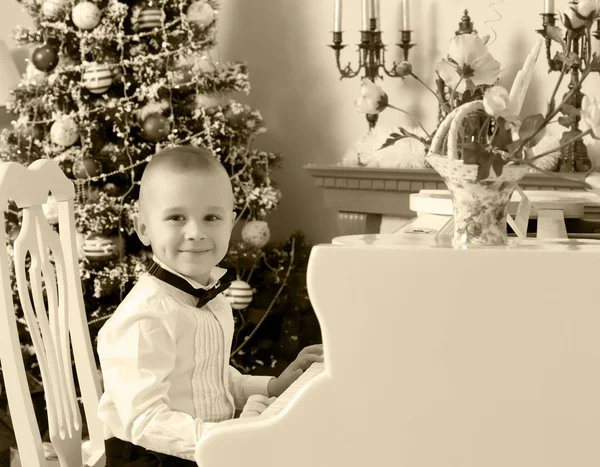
[0,159,105,467]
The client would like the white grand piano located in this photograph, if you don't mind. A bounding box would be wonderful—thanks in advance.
[196,227,600,467]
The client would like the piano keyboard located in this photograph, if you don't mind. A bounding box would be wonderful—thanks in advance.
[261,361,325,418]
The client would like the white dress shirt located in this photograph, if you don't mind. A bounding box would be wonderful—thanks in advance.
[97,258,273,461]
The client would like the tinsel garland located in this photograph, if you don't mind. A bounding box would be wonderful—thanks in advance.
[1,0,285,388]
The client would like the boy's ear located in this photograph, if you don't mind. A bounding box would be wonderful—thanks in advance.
[230,211,237,231]
[133,213,151,246]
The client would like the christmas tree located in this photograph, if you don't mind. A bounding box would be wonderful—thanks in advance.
[0,0,321,409]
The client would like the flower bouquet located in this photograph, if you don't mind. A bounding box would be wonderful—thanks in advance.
[355,5,600,246]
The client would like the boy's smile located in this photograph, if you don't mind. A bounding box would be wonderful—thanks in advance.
[134,167,235,286]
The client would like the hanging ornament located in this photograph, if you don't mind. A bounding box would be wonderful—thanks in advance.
[111,65,124,82]
[223,280,253,310]
[72,1,102,30]
[50,116,79,147]
[32,44,59,72]
[134,6,163,31]
[241,220,271,248]
[73,157,102,179]
[42,195,59,225]
[82,62,112,94]
[82,233,122,261]
[224,107,251,129]
[41,0,68,20]
[141,114,170,142]
[20,123,44,141]
[186,1,215,29]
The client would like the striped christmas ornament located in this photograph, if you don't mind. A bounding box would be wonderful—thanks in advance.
[41,0,67,20]
[136,6,163,31]
[82,63,112,94]
[72,1,102,30]
[223,280,253,310]
[82,233,121,261]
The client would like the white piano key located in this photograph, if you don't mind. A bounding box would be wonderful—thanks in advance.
[261,361,324,418]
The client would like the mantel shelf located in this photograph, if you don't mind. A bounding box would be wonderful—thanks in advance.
[304,163,587,236]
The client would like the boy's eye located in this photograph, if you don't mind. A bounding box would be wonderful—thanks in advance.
[205,214,221,222]
[167,215,185,222]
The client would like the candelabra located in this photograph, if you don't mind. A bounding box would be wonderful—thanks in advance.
[537,12,600,172]
[329,18,416,129]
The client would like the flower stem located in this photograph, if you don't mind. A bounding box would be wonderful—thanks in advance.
[546,66,567,116]
[387,104,431,138]
[449,76,464,111]
[409,72,450,112]
[524,129,592,162]
[509,55,599,159]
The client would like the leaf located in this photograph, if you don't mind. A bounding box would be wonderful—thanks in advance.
[519,113,546,147]
[507,140,523,159]
[559,129,581,147]
[491,152,507,177]
[462,142,493,181]
[558,115,577,128]
[490,118,513,151]
[559,103,581,116]
[547,99,556,116]
[379,133,406,150]
[545,25,566,50]
[477,157,492,181]
[462,141,488,165]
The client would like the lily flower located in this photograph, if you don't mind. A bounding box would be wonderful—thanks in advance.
[436,33,501,93]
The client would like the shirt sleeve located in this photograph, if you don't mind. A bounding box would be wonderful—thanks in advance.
[97,297,215,461]
[227,365,274,409]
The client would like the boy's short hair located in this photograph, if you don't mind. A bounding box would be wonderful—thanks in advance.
[143,145,223,177]
[138,146,230,213]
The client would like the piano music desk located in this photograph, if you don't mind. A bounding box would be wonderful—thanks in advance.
[196,238,600,467]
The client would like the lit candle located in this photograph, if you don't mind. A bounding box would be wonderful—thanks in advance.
[402,0,410,30]
[544,0,555,14]
[334,0,342,32]
[362,0,369,30]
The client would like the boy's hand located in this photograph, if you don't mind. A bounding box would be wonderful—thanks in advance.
[267,344,324,398]
[240,394,277,418]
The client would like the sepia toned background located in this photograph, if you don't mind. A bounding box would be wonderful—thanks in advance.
[2,0,599,244]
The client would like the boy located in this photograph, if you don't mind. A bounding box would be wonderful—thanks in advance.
[97,146,323,466]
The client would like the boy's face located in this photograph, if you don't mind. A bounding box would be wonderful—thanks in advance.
[134,168,235,285]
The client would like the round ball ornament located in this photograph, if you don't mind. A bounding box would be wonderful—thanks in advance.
[135,6,163,31]
[82,233,121,261]
[41,0,67,20]
[73,157,102,179]
[32,44,59,72]
[241,220,271,248]
[82,62,112,94]
[186,1,215,29]
[223,280,253,310]
[72,1,102,30]
[141,114,170,142]
[50,117,79,147]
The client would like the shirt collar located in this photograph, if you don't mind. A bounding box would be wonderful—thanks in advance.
[152,256,227,290]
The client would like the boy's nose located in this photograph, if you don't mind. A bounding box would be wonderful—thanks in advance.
[184,222,207,240]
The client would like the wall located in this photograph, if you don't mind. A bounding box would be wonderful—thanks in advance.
[3,0,600,244]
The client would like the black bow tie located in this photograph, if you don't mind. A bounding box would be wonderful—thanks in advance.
[148,262,231,308]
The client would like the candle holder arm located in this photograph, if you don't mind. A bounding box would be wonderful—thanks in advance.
[329,32,362,79]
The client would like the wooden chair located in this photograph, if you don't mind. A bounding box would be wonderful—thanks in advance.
[0,159,105,466]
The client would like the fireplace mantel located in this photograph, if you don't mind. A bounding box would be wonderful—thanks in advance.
[304,164,587,236]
